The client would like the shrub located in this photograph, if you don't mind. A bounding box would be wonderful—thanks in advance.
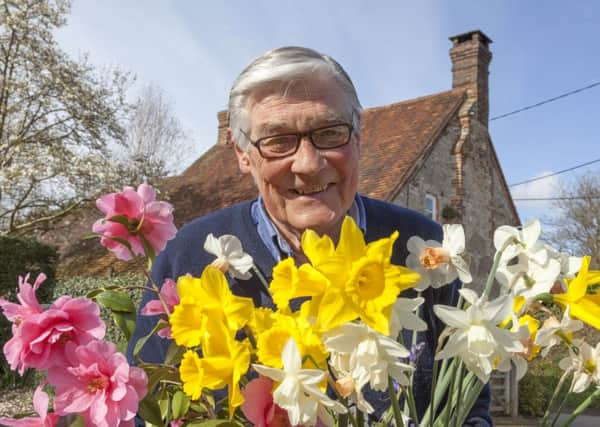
[0,237,57,388]
[519,357,600,416]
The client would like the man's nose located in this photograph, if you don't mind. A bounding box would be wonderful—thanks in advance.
[290,136,326,175]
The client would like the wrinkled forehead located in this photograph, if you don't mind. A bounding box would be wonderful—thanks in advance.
[245,76,352,126]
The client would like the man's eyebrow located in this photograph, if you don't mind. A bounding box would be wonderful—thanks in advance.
[255,113,350,135]
[306,113,348,126]
[256,122,290,135]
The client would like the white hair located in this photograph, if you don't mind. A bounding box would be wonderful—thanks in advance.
[228,46,362,151]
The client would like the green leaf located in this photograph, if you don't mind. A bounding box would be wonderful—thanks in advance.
[103,235,134,251]
[107,214,132,227]
[82,232,100,240]
[140,234,156,263]
[172,390,191,420]
[142,365,181,392]
[164,341,186,365]
[138,393,164,427]
[112,311,136,341]
[133,320,166,358]
[85,288,105,299]
[95,290,136,312]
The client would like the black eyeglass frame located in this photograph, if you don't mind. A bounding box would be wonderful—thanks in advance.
[240,122,354,159]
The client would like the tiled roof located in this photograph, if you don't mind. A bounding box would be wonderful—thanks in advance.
[359,89,466,199]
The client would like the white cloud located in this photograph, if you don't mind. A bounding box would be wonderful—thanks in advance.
[510,171,562,224]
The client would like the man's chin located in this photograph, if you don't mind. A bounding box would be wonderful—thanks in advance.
[288,210,343,236]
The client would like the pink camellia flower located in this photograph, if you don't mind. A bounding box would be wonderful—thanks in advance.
[48,340,147,427]
[93,183,177,261]
[0,384,60,426]
[241,376,291,427]
[140,278,179,338]
[0,273,45,329]
[3,296,105,374]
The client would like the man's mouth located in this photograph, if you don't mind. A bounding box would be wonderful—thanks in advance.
[293,184,331,195]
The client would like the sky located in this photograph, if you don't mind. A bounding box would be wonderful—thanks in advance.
[54,0,599,227]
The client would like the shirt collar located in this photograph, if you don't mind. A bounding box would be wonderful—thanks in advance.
[251,194,366,261]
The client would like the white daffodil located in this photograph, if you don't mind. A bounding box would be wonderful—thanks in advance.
[328,351,374,414]
[204,233,254,280]
[323,322,413,403]
[495,254,561,300]
[433,288,524,383]
[253,338,346,426]
[495,316,532,381]
[406,224,472,291]
[559,340,600,393]
[389,297,428,338]
[534,306,583,357]
[493,220,547,265]
[545,244,583,279]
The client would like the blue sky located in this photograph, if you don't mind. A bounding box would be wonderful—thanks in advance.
[55,1,599,225]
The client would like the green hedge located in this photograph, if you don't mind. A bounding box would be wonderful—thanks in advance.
[54,274,145,350]
[519,358,600,416]
[0,237,58,388]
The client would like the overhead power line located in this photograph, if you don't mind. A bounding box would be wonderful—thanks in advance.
[509,157,600,187]
[490,80,600,121]
[513,196,600,201]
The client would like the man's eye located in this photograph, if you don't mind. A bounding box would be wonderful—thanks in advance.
[261,136,296,152]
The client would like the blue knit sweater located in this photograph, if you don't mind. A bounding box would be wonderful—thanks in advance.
[127,196,492,426]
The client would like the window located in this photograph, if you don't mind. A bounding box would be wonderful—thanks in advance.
[424,194,437,220]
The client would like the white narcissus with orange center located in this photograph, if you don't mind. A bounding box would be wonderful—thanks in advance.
[406,224,472,291]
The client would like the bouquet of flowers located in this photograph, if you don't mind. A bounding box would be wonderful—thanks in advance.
[1,183,600,427]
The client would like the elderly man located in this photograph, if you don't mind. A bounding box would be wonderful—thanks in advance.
[128,47,492,426]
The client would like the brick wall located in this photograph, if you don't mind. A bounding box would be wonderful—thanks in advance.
[392,116,518,294]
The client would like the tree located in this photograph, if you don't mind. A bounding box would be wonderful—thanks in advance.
[116,83,190,183]
[0,0,132,235]
[544,173,600,268]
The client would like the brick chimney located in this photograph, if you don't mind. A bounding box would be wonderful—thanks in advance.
[449,30,493,125]
[216,110,230,145]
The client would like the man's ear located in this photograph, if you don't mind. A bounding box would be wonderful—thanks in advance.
[231,129,251,174]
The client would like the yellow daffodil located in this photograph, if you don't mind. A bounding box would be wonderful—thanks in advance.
[179,317,251,417]
[518,314,541,360]
[554,256,600,330]
[170,265,254,347]
[255,306,328,370]
[290,216,420,335]
[499,295,527,329]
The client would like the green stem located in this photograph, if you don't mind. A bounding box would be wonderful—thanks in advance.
[356,408,364,427]
[143,268,171,317]
[483,242,508,299]
[541,369,572,427]
[403,384,419,426]
[559,388,600,427]
[455,376,484,427]
[388,380,405,427]
[420,357,458,426]
[251,265,271,294]
[451,362,465,427]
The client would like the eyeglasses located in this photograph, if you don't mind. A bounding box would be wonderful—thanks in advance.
[241,123,354,159]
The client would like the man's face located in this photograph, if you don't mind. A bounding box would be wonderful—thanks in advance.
[235,78,360,244]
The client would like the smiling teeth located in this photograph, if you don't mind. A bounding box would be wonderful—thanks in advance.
[296,185,328,195]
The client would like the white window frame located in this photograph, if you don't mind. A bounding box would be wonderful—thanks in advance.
[424,194,437,221]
